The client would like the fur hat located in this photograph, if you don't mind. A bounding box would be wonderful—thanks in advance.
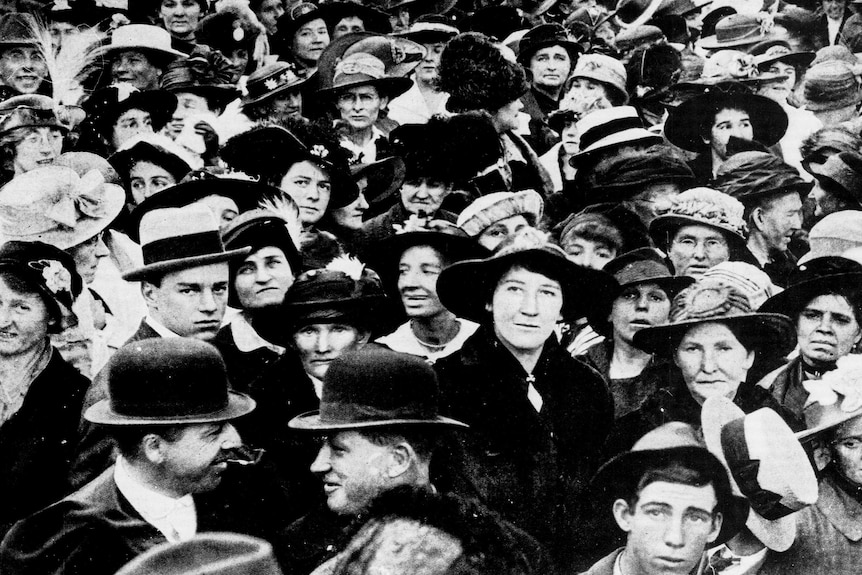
[438,32,529,113]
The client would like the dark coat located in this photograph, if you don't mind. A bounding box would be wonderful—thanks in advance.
[434,325,613,568]
[578,548,622,575]
[813,9,853,49]
[756,355,809,431]
[520,87,560,157]
[211,322,283,394]
[0,466,282,575]
[0,350,90,537]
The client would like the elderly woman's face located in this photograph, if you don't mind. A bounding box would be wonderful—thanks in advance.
[292,18,330,64]
[491,265,563,354]
[0,275,51,357]
[611,282,672,344]
[293,322,368,380]
[797,294,862,364]
[336,85,387,131]
[831,415,862,485]
[668,225,730,278]
[235,246,295,309]
[674,322,754,405]
[13,127,63,175]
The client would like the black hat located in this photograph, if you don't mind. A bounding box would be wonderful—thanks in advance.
[589,146,694,203]
[109,133,194,187]
[714,151,813,204]
[352,156,406,210]
[276,1,327,46]
[463,5,524,42]
[323,1,392,35]
[197,9,261,72]
[241,61,310,109]
[516,23,582,65]
[759,256,862,318]
[0,13,39,48]
[159,51,241,111]
[81,85,177,135]
[289,347,468,430]
[84,338,256,426]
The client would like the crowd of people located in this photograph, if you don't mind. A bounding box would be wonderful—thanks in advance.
[0,0,862,573]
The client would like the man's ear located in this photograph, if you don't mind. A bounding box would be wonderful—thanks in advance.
[751,207,765,231]
[356,330,372,347]
[387,441,415,479]
[141,433,168,465]
[380,95,390,110]
[141,281,159,308]
[612,499,635,533]
[707,511,723,544]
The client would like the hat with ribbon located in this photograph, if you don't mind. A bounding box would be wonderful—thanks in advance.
[437,227,619,325]
[0,240,82,333]
[633,278,796,357]
[571,106,662,160]
[396,14,459,44]
[320,52,414,99]
[592,421,749,546]
[318,32,426,94]
[516,23,583,65]
[241,61,310,109]
[698,13,784,50]
[752,40,814,71]
[289,346,468,431]
[159,51,241,111]
[802,61,862,113]
[798,211,862,265]
[456,190,543,238]
[94,24,187,63]
[0,95,74,137]
[713,151,813,204]
[85,337,256,426]
[759,256,862,318]
[0,166,125,250]
[702,396,819,551]
[795,353,862,441]
[123,204,251,282]
[115,533,283,575]
[570,53,629,105]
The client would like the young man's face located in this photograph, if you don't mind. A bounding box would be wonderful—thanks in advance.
[704,108,753,161]
[142,262,229,340]
[614,480,722,575]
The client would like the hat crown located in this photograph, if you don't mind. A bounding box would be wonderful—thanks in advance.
[669,279,755,323]
[661,186,747,238]
[0,13,38,44]
[0,94,67,135]
[334,52,387,83]
[604,248,675,285]
[110,24,175,52]
[286,257,385,310]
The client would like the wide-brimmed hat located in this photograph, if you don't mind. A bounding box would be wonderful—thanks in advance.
[126,175,283,243]
[85,338,255,426]
[569,53,629,104]
[648,187,748,257]
[0,13,39,47]
[319,52,414,99]
[109,132,196,187]
[664,82,787,152]
[94,24,186,62]
[0,94,73,137]
[752,41,814,71]
[352,156,406,210]
[0,240,82,333]
[810,151,862,208]
[795,353,862,441]
[655,0,713,18]
[396,14,459,44]
[714,151,813,204]
[798,211,862,265]
[0,166,125,250]
[437,227,618,325]
[323,1,392,35]
[588,145,694,203]
[698,13,783,50]
[456,190,543,238]
[318,33,426,93]
[517,23,582,65]
[592,421,749,546]
[633,278,796,357]
[289,347,468,431]
[81,84,177,135]
[759,256,862,318]
[115,533,283,575]
[123,205,251,282]
[159,52,241,111]
[571,106,662,161]
[802,61,862,113]
[692,50,789,89]
[702,396,818,551]
[241,62,310,109]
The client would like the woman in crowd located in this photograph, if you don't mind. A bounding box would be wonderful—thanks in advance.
[434,227,617,566]
[580,248,694,419]
[0,241,86,537]
[157,0,206,52]
[109,132,195,210]
[275,2,330,73]
[0,95,70,184]
[758,256,862,428]
[456,190,544,253]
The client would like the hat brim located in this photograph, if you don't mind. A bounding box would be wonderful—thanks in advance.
[369,231,489,286]
[241,75,311,108]
[572,129,663,160]
[701,398,809,552]
[352,156,406,207]
[109,142,193,183]
[320,76,414,100]
[649,213,748,258]
[592,445,749,546]
[796,406,862,442]
[95,44,187,61]
[122,247,251,282]
[288,409,469,430]
[590,173,695,203]
[756,51,815,70]
[84,390,256,425]
[631,312,796,357]
[698,32,771,50]
[758,272,862,317]
[517,39,583,65]
[664,90,788,152]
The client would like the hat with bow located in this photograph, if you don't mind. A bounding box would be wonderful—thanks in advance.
[0,166,125,250]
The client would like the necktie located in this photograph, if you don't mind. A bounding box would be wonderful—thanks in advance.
[708,549,740,573]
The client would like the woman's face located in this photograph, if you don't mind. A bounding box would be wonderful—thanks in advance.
[336,85,387,131]
[12,127,63,174]
[831,415,862,486]
[257,0,285,35]
[560,235,616,270]
[112,108,153,150]
[757,61,797,103]
[160,0,202,39]
[674,322,755,405]
[234,246,295,309]
[0,275,51,357]
[491,265,563,355]
[293,322,368,380]
[611,282,672,344]
[292,18,330,64]
[280,160,332,226]
[477,215,530,252]
[331,191,369,230]
[398,245,446,319]
[796,294,862,365]
[111,50,163,91]
[566,77,612,104]
[416,42,445,84]
[68,233,109,285]
[129,160,177,204]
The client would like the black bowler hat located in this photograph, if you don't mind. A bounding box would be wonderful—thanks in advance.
[85,338,256,426]
[289,347,468,431]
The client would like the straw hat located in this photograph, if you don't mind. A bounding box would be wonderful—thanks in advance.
[94,24,186,62]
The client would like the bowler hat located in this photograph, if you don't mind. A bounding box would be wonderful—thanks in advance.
[702,397,818,552]
[85,338,256,426]
[759,256,862,318]
[289,347,468,430]
[115,533,282,575]
[517,23,582,65]
[592,421,749,546]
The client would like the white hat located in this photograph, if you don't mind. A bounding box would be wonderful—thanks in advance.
[95,24,186,61]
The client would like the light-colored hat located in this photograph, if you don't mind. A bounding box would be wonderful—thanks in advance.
[0,166,124,250]
[319,52,413,99]
[122,205,250,282]
[701,261,780,308]
[702,396,818,552]
[456,190,543,237]
[95,24,187,61]
[796,353,862,441]
[798,211,862,265]
[570,53,628,104]
[572,106,662,159]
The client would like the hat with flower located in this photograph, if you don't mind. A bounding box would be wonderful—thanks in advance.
[0,240,83,332]
[317,32,426,94]
[0,166,125,250]
[241,61,311,109]
[159,49,242,111]
[796,354,862,441]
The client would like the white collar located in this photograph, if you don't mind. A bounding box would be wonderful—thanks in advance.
[230,312,284,354]
[144,315,182,338]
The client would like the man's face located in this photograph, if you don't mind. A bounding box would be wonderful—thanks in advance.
[399,177,451,217]
[824,0,847,20]
[0,46,47,94]
[754,192,802,252]
[160,421,242,495]
[529,45,572,90]
[667,225,730,278]
[615,481,722,575]
[831,415,862,486]
[111,50,163,91]
[704,108,753,161]
[310,430,394,515]
[336,85,387,131]
[142,262,229,340]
